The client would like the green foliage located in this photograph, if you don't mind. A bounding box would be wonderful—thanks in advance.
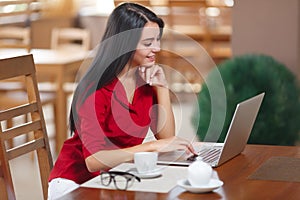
[192,54,300,145]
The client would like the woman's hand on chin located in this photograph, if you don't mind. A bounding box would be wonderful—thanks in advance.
[139,65,168,88]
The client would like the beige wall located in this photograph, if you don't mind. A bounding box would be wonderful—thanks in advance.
[78,14,108,49]
[232,0,300,78]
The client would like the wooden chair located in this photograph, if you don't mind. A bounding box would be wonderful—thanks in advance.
[0,26,31,52]
[0,89,56,149]
[50,27,91,51]
[0,55,53,200]
[0,77,57,151]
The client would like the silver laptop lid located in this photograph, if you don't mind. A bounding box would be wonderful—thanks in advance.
[217,92,265,166]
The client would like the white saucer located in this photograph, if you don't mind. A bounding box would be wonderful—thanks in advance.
[129,168,163,179]
[177,178,223,193]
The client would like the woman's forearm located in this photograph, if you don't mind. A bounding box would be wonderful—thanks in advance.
[138,65,175,139]
[85,141,156,172]
[155,86,175,139]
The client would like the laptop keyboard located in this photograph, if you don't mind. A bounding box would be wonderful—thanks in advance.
[187,148,221,164]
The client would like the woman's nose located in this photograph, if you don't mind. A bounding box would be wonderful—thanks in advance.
[152,41,161,52]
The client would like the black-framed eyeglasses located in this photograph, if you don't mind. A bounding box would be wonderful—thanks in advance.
[100,171,141,190]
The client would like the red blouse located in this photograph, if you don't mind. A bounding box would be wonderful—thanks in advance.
[49,77,157,184]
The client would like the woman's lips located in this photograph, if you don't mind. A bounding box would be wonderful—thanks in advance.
[147,55,155,62]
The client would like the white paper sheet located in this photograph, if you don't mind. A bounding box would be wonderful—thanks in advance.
[81,163,188,193]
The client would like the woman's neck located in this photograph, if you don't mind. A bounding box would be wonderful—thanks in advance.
[118,65,138,104]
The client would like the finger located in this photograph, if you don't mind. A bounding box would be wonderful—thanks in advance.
[139,67,146,81]
[145,67,152,84]
[151,65,164,77]
[139,66,145,73]
[176,138,197,154]
[150,66,166,86]
[187,144,198,155]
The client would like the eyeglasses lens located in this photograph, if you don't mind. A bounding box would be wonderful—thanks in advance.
[114,175,128,190]
[101,173,111,186]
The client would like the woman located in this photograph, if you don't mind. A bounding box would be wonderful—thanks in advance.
[48,3,195,199]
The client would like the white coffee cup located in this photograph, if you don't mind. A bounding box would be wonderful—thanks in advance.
[187,160,212,187]
[134,152,158,174]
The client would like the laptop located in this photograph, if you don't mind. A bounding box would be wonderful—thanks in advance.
[157,92,265,167]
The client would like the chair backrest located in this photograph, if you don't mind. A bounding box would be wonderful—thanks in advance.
[0,55,53,200]
[50,27,91,51]
[0,26,31,52]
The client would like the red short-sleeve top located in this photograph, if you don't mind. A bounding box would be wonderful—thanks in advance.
[49,77,158,184]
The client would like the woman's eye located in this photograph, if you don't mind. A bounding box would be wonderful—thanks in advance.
[143,42,152,47]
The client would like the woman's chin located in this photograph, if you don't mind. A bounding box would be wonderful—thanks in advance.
[142,62,155,67]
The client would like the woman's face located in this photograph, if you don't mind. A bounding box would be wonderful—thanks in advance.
[132,22,161,68]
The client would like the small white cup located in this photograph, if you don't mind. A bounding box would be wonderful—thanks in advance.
[187,160,212,187]
[134,152,158,174]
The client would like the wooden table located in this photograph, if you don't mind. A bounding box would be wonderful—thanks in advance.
[0,48,91,153]
[59,144,300,200]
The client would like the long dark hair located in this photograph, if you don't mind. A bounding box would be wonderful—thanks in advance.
[69,3,164,133]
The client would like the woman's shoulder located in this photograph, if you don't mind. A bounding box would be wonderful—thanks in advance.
[78,88,110,116]
[85,79,118,104]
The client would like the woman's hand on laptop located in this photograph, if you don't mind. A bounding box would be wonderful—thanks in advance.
[148,136,197,154]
